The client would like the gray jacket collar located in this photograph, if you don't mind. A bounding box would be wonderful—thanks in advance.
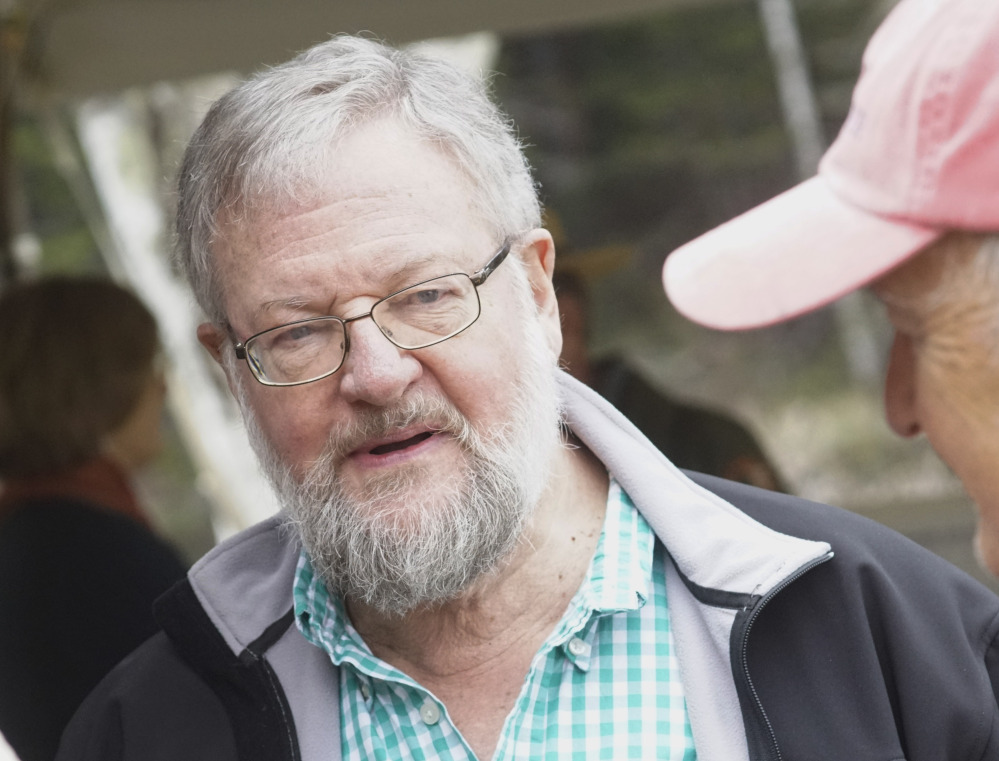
[561,371,829,597]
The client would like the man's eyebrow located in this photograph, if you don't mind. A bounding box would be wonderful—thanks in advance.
[383,253,453,281]
[251,295,319,325]
[372,253,470,291]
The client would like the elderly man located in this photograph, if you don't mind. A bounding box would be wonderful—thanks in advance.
[60,28,999,761]
[664,0,999,578]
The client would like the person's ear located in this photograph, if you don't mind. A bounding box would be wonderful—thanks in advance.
[518,228,561,356]
[197,322,249,402]
[197,322,228,364]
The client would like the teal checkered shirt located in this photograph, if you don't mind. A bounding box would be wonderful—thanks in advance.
[293,479,697,760]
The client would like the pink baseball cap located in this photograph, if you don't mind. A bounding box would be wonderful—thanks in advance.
[663,0,999,331]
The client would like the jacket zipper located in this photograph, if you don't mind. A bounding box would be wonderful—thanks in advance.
[739,552,834,761]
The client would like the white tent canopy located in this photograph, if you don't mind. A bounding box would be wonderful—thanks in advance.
[11,0,727,99]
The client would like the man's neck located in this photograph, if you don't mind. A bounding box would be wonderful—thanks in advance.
[343,440,608,759]
[346,438,609,678]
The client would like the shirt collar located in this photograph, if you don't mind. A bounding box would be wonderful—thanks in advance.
[581,478,653,615]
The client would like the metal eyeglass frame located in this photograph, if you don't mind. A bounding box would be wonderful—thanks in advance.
[232,239,512,387]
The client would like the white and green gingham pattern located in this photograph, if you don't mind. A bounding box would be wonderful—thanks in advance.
[294,479,697,760]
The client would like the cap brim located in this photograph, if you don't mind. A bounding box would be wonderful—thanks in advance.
[662,176,943,330]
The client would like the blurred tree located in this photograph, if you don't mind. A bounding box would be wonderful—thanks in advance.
[11,114,103,274]
[496,0,883,261]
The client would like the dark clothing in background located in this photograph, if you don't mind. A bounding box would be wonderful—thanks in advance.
[593,357,784,490]
[0,484,186,761]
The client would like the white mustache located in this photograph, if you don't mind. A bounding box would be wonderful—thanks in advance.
[319,392,474,466]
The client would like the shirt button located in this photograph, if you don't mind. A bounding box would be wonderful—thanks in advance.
[567,637,589,657]
[419,698,441,725]
[360,683,371,700]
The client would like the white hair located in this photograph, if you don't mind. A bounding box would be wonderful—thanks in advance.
[934,232,999,355]
[174,34,542,326]
[963,233,999,296]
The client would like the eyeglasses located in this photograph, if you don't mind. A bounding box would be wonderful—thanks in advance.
[233,240,512,386]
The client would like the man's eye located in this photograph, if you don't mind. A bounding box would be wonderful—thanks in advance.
[413,288,442,304]
[270,321,335,353]
[395,285,455,309]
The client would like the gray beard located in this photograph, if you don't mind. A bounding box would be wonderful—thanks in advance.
[236,309,564,617]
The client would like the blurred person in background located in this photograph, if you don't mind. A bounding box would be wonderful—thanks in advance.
[554,269,785,490]
[0,277,187,761]
[664,0,999,575]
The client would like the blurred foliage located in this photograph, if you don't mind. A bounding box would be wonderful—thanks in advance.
[11,114,104,274]
[494,0,888,387]
[496,0,882,259]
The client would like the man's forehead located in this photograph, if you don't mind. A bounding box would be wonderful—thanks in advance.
[215,200,484,273]
[215,128,481,250]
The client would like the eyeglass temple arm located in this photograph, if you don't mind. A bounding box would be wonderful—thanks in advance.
[469,241,512,286]
[231,327,248,359]
[228,324,248,359]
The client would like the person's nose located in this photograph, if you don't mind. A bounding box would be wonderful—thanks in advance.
[884,331,921,438]
[337,316,422,406]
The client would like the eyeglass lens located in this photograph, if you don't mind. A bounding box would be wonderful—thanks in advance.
[245,272,481,385]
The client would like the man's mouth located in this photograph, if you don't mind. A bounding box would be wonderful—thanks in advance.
[368,431,435,456]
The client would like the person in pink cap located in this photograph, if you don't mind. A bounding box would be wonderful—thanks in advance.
[665,0,999,575]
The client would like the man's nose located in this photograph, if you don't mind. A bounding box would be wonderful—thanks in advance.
[337,317,422,406]
[884,331,921,438]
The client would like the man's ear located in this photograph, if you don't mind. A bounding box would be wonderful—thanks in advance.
[197,322,246,401]
[518,228,562,356]
[197,322,228,364]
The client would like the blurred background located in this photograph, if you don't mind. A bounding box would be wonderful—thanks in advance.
[1,0,988,752]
